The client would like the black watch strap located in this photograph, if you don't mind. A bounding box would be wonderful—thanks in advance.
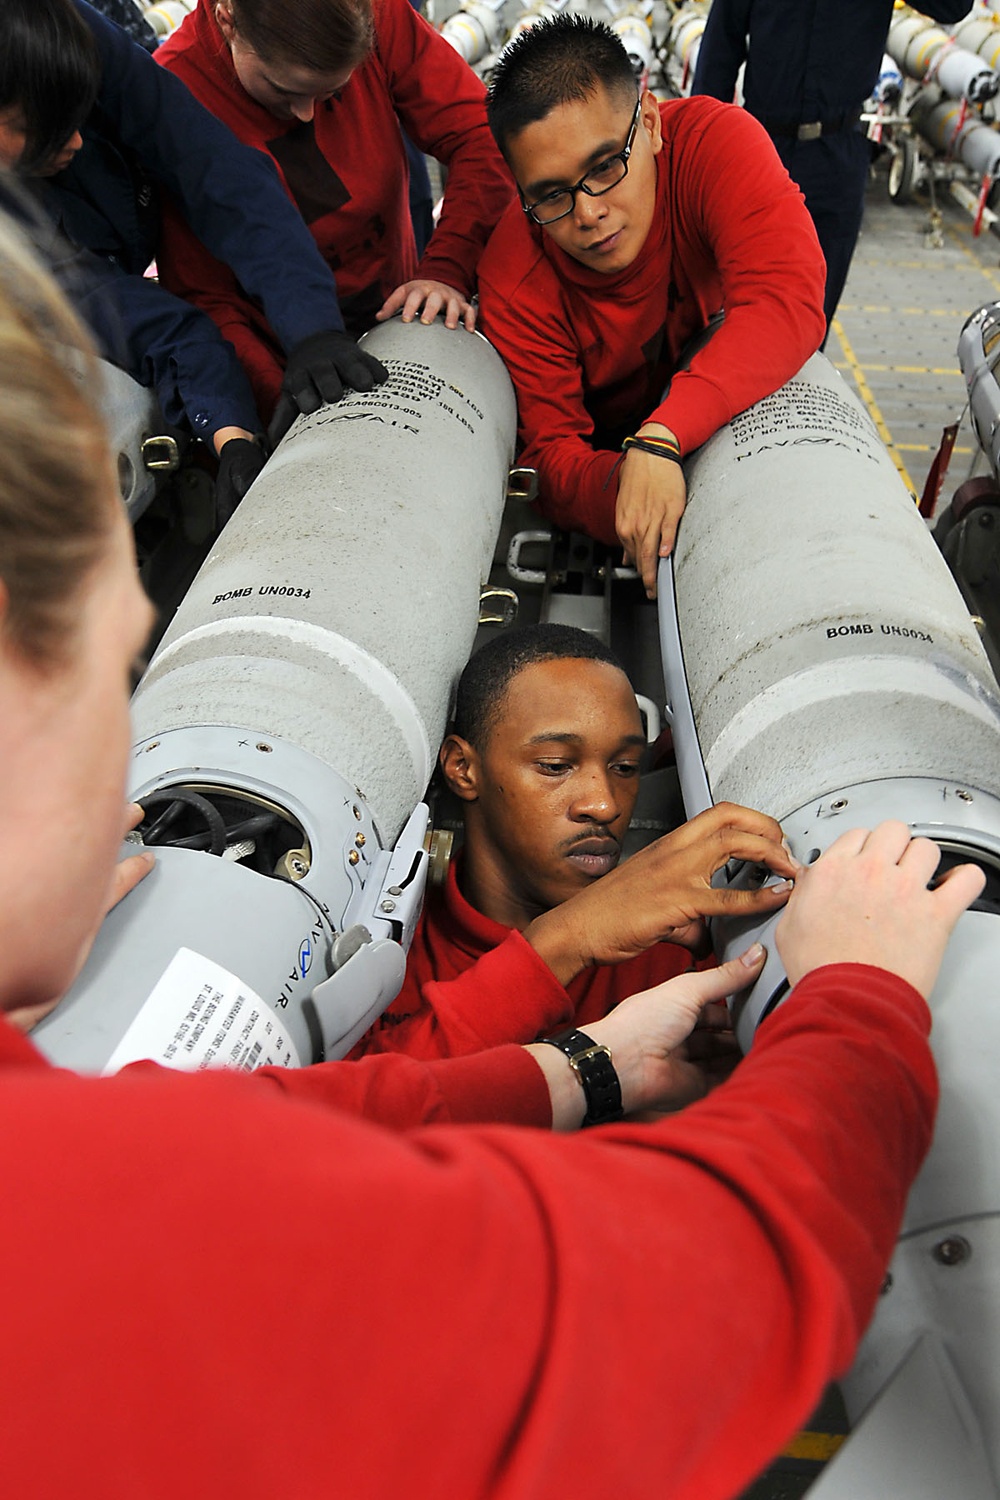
[543,1027,624,1127]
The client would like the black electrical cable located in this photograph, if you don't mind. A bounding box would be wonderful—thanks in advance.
[166,812,280,852]
[138,789,228,857]
[142,798,186,844]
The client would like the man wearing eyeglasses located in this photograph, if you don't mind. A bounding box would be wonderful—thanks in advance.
[477,15,827,599]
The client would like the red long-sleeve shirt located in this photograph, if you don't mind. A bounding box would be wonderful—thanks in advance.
[351,858,692,1058]
[155,0,513,416]
[477,96,827,544]
[0,963,935,1498]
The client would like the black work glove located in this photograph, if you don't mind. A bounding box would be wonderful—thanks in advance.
[269,329,389,445]
[215,437,266,530]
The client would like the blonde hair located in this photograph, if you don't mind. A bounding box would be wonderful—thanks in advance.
[0,204,115,666]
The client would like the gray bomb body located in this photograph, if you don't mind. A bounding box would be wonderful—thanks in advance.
[659,352,1000,1496]
[34,319,516,1073]
[665,353,1000,824]
[135,320,513,843]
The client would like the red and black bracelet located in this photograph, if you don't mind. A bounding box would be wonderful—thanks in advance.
[621,432,683,464]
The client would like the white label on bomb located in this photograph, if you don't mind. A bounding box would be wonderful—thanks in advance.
[103,948,300,1075]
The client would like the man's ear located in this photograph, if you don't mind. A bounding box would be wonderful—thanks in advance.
[439,734,482,802]
[641,88,663,155]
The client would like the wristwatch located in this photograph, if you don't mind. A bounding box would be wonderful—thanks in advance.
[543,1027,624,1127]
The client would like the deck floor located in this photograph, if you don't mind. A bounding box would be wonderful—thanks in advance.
[830,164,1000,514]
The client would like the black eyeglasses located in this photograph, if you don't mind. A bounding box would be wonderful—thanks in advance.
[521,99,642,226]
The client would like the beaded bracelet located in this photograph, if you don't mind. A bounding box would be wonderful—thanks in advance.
[621,433,683,464]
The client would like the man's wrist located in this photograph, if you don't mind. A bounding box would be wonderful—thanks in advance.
[541,1027,624,1126]
[523,907,591,987]
[527,1023,636,1132]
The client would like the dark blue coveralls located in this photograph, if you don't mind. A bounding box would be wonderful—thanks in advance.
[692,0,972,333]
[85,0,158,53]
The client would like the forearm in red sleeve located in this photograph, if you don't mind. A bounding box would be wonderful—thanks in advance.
[379,0,514,294]
[251,1040,551,1128]
[353,931,575,1060]
[649,107,826,452]
[157,194,285,419]
[477,277,622,544]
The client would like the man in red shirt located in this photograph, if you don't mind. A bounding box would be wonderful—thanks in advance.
[477,16,827,597]
[352,624,798,1065]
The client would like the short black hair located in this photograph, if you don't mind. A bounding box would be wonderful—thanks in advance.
[0,0,100,175]
[453,624,627,749]
[487,15,637,158]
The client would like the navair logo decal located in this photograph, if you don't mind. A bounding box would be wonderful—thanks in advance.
[276,912,330,1009]
[298,938,313,978]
